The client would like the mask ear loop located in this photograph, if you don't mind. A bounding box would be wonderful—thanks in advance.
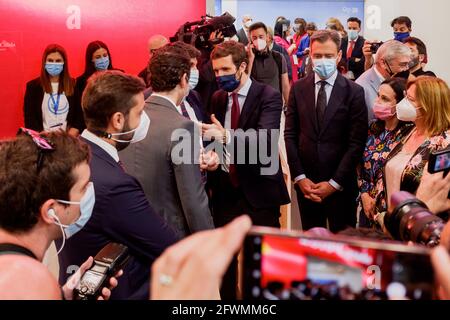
[50,212,66,256]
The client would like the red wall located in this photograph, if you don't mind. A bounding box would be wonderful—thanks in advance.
[0,0,205,138]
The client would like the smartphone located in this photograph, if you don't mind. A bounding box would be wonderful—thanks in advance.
[370,42,383,54]
[428,148,450,175]
[241,227,435,300]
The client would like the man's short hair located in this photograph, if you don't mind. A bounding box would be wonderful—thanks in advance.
[404,36,427,56]
[167,41,201,60]
[149,45,191,92]
[375,40,412,64]
[391,16,412,29]
[211,40,249,71]
[0,131,90,233]
[347,17,361,28]
[248,22,268,34]
[310,30,341,51]
[306,22,318,31]
[82,71,145,132]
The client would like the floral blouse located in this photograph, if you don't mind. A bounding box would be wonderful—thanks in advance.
[357,120,413,210]
[382,129,450,201]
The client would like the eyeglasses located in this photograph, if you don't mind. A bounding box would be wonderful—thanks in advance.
[17,127,55,172]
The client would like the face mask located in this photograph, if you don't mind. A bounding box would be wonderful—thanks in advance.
[373,102,395,120]
[293,24,300,33]
[189,68,199,90]
[94,56,110,70]
[313,58,337,79]
[394,32,410,42]
[409,55,420,69]
[393,69,410,80]
[49,182,95,254]
[45,63,64,77]
[244,20,253,29]
[216,72,241,92]
[396,97,417,121]
[110,111,151,144]
[348,30,359,41]
[253,38,267,51]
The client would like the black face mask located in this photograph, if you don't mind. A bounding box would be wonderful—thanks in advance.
[385,60,410,80]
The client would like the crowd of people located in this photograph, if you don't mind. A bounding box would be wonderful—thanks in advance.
[1,12,450,300]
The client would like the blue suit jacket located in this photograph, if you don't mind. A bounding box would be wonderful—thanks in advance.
[57,138,178,300]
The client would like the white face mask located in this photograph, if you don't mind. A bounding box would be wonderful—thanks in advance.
[189,68,199,90]
[49,182,95,254]
[244,20,253,29]
[396,97,417,122]
[109,111,151,143]
[253,38,267,51]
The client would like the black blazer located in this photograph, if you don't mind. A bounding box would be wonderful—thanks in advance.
[284,73,368,190]
[57,138,178,300]
[23,77,82,131]
[208,80,290,209]
[186,89,208,123]
[236,28,249,46]
[341,36,366,80]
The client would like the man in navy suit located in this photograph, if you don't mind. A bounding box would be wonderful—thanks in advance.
[203,41,290,298]
[57,71,178,300]
[340,17,366,80]
[285,30,368,233]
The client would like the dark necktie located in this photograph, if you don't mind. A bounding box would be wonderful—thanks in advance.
[180,101,190,119]
[229,93,240,187]
[316,80,327,130]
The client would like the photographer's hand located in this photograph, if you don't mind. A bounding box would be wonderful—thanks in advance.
[62,256,123,300]
[416,170,450,214]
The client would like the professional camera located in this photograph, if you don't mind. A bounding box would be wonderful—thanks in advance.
[385,191,445,247]
[170,12,237,49]
[74,243,130,300]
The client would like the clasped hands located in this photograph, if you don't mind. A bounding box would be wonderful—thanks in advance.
[297,178,337,203]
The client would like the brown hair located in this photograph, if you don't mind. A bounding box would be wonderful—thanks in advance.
[149,45,191,92]
[408,77,450,136]
[211,40,249,72]
[40,44,75,96]
[310,30,341,52]
[82,70,145,131]
[0,131,90,233]
[167,41,201,60]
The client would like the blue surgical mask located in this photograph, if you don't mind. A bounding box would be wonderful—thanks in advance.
[189,68,199,90]
[348,30,359,41]
[45,63,64,77]
[216,73,240,92]
[313,58,337,79]
[394,32,410,42]
[94,56,110,70]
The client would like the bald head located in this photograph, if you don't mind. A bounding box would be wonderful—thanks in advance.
[147,35,169,58]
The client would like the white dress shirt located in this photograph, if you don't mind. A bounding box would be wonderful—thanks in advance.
[294,70,343,191]
[81,129,119,162]
[175,98,200,124]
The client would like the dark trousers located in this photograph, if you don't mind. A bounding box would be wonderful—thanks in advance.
[295,184,357,233]
[211,171,280,299]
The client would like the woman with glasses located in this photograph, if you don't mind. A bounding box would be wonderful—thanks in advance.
[23,44,81,136]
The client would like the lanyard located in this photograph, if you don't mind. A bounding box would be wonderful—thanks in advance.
[49,93,61,115]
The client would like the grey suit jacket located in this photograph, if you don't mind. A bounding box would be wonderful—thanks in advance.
[355,66,383,122]
[120,95,214,238]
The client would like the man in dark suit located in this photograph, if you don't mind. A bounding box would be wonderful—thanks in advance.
[120,44,214,239]
[340,17,366,80]
[203,41,290,298]
[57,71,178,300]
[234,14,253,46]
[285,30,368,233]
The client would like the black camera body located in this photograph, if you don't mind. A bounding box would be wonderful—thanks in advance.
[370,42,383,54]
[386,191,445,247]
[170,12,237,49]
[74,243,130,300]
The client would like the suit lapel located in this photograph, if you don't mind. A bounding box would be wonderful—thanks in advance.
[239,81,260,129]
[81,137,120,170]
[321,73,346,134]
[303,74,319,135]
[185,94,204,122]
[213,91,228,126]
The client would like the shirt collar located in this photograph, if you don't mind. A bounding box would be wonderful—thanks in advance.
[374,66,386,82]
[151,93,178,108]
[314,69,338,86]
[81,129,119,162]
[228,77,252,97]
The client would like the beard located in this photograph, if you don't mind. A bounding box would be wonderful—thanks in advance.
[115,119,134,151]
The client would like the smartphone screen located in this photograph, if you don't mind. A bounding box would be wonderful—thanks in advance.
[433,152,450,172]
[242,228,435,300]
